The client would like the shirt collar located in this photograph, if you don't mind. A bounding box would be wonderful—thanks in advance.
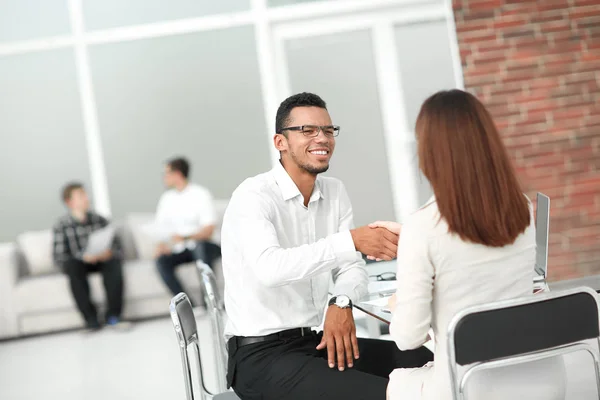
[272,161,325,203]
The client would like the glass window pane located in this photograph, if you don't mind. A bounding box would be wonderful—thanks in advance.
[0,49,91,241]
[394,19,458,131]
[89,26,270,219]
[394,19,458,206]
[285,29,396,226]
[0,0,71,43]
[82,0,250,31]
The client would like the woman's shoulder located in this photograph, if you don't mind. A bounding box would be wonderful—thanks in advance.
[402,196,443,234]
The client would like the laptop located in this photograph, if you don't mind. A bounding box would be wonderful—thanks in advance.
[533,193,550,289]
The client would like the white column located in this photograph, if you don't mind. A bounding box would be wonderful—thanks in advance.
[372,23,420,221]
[251,0,282,167]
[67,0,111,216]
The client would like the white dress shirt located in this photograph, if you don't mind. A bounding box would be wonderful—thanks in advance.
[387,197,565,400]
[155,183,217,253]
[222,162,368,339]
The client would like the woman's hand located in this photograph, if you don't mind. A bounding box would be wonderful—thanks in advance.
[387,293,397,313]
[366,221,402,261]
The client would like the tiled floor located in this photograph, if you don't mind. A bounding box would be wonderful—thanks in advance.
[0,316,216,400]
[0,314,598,400]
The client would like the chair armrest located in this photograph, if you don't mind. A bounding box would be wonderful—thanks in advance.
[0,243,20,337]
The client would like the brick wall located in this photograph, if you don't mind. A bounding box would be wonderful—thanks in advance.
[452,0,600,281]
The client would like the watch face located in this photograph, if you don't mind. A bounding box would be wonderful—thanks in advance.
[336,296,350,308]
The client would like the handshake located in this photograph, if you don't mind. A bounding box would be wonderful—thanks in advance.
[350,221,401,261]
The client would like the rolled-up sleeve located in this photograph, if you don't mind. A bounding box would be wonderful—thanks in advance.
[389,221,434,350]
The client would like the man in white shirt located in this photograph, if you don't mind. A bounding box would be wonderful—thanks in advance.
[222,93,433,399]
[154,157,220,297]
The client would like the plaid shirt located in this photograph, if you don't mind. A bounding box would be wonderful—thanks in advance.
[52,211,123,266]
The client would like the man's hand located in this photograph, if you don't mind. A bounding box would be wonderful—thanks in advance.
[96,249,113,262]
[366,221,402,261]
[350,226,398,261]
[171,234,186,244]
[82,254,98,264]
[154,243,171,258]
[316,306,360,371]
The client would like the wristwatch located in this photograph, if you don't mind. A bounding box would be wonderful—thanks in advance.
[328,295,353,309]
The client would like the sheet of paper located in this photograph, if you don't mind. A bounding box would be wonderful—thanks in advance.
[361,297,389,307]
[84,225,116,256]
[368,281,397,295]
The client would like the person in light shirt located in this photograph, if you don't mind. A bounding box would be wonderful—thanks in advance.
[154,157,220,297]
[221,92,433,400]
[379,90,565,400]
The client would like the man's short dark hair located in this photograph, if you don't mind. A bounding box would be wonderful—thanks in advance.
[167,157,190,179]
[275,92,327,134]
[62,182,84,203]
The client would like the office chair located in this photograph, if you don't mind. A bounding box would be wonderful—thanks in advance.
[170,292,239,400]
[447,287,600,399]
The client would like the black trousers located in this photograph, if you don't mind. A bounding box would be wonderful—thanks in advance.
[228,331,433,400]
[155,241,221,295]
[63,258,123,325]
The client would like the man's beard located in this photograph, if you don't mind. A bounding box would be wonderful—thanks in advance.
[290,150,329,175]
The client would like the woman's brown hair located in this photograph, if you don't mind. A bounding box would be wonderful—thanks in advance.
[416,89,530,247]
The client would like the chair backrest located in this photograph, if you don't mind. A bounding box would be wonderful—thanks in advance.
[447,287,600,399]
[196,261,228,393]
[171,292,199,346]
[170,293,208,400]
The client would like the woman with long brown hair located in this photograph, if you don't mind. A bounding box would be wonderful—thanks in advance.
[380,90,565,399]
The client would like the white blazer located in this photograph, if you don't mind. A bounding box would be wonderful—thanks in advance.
[387,197,565,400]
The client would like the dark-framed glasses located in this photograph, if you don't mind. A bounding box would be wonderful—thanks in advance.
[278,125,340,138]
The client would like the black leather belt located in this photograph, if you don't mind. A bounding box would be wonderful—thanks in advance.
[229,327,314,353]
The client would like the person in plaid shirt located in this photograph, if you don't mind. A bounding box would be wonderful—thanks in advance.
[53,182,125,331]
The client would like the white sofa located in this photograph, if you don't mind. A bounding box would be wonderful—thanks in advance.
[0,201,227,339]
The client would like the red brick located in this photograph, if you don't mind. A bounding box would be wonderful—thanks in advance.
[512,36,551,50]
[475,41,512,53]
[560,94,594,108]
[512,89,551,103]
[463,9,497,21]
[468,0,503,10]
[456,20,490,33]
[529,77,562,90]
[569,5,600,20]
[537,1,572,12]
[530,11,566,24]
[461,31,499,44]
[471,49,510,66]
[576,16,600,29]
[540,20,574,34]
[514,122,550,136]
[464,73,499,86]
[502,27,536,39]
[580,51,600,62]
[492,17,528,29]
[572,0,600,6]
[553,107,589,120]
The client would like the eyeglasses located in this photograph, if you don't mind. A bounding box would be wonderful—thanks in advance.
[369,272,396,281]
[278,125,340,137]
